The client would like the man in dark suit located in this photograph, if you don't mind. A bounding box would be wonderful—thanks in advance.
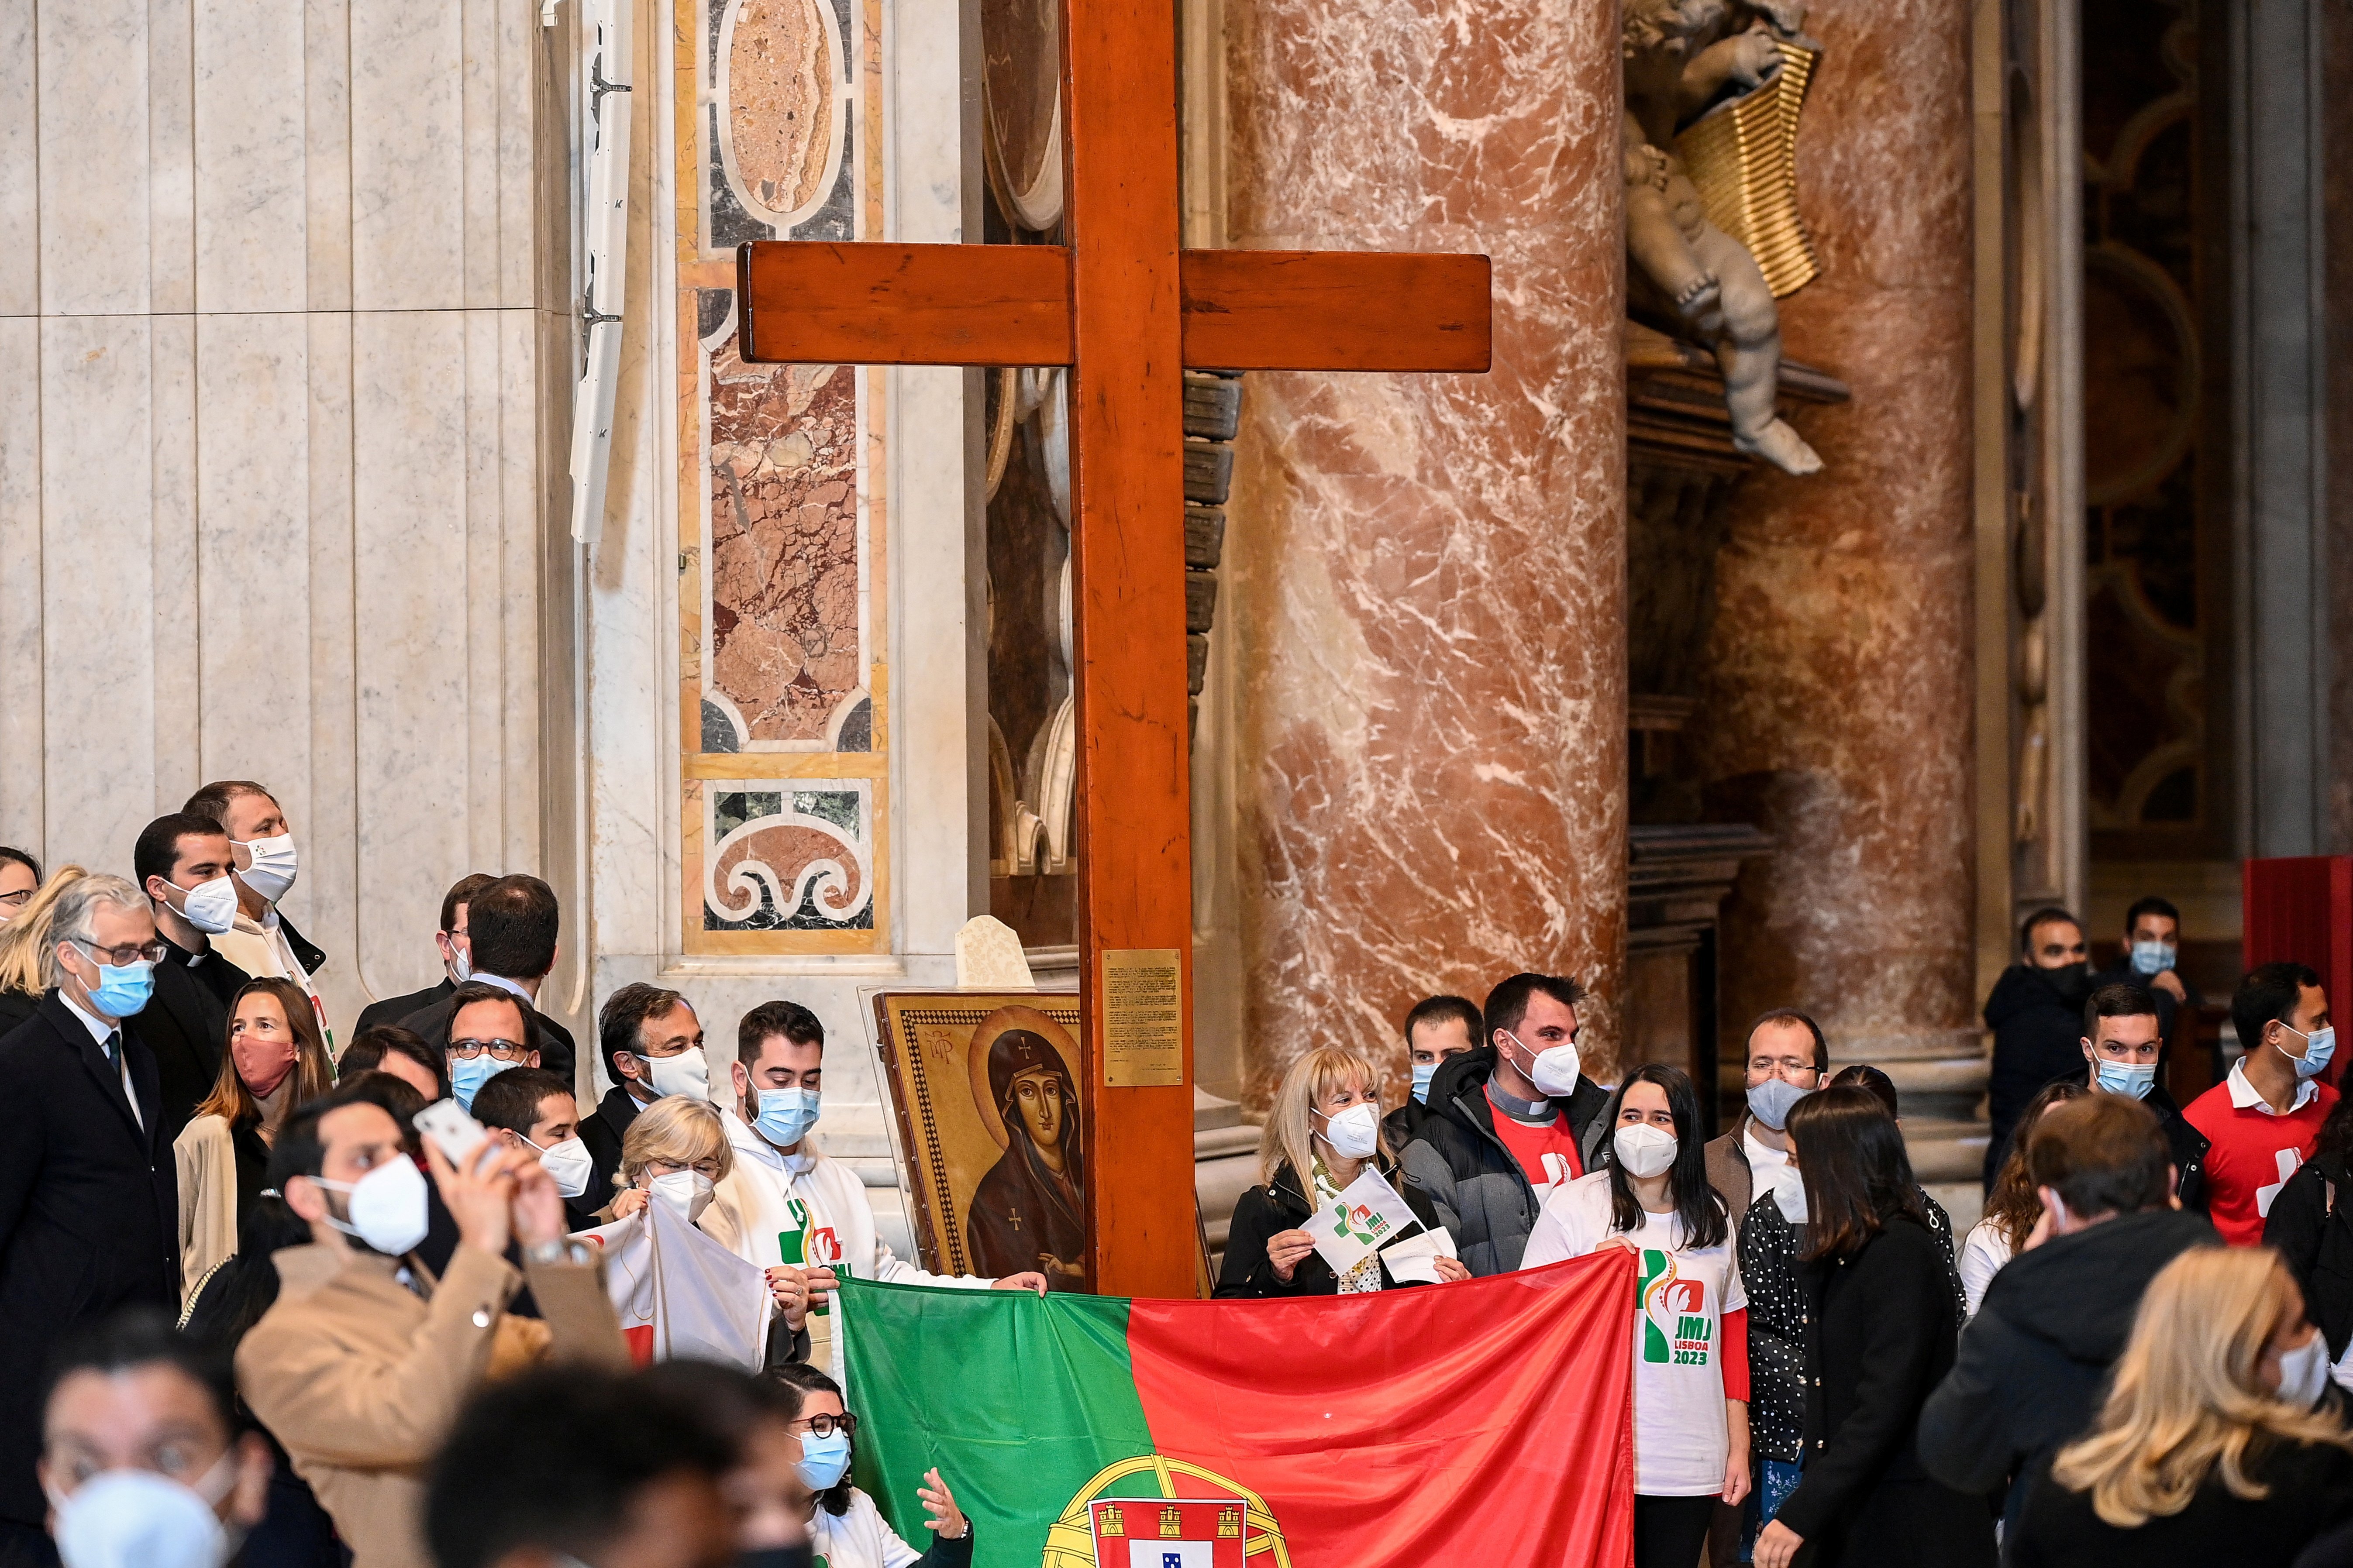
[132,812,253,1134]
[581,983,708,1204]
[0,874,179,1565]
[400,874,577,1090]
[354,870,496,1036]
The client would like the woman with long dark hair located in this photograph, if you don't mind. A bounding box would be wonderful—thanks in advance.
[1752,1087,1995,1568]
[1524,1063,1748,1568]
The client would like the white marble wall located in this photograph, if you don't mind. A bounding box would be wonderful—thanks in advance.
[0,0,576,1041]
[585,0,981,1241]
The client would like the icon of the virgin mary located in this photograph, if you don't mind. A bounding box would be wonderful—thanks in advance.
[964,1022,1086,1288]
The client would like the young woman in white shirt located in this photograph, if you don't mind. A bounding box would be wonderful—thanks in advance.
[1523,1062,1750,1568]
[771,1361,975,1568]
[1960,1079,2089,1319]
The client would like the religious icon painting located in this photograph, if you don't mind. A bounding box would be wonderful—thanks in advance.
[871,994,1090,1290]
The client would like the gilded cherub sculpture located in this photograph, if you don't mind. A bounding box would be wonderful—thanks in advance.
[1623,0,1822,476]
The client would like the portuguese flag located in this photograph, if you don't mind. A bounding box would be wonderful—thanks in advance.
[841,1251,1635,1568]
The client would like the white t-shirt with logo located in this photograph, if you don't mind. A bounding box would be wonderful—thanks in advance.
[1523,1169,1744,1496]
[810,1488,925,1568]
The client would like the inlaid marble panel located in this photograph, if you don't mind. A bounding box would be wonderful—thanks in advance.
[706,351,866,747]
[674,0,888,953]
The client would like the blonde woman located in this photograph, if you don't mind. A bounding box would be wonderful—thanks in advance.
[0,864,87,1034]
[2009,1247,2353,1565]
[600,1094,813,1335]
[174,977,338,1296]
[1215,1045,1468,1297]
[603,1094,735,1225]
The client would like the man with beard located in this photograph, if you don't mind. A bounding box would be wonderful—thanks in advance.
[1982,908,2094,1190]
[964,1030,1085,1288]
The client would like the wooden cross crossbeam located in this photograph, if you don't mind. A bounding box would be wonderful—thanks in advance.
[737,244,1493,373]
[737,0,1491,1300]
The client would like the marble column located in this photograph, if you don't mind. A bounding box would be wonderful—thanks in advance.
[1685,1,1984,1187]
[1217,0,1628,1099]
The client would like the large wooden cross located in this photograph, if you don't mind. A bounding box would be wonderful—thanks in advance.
[737,0,1490,1298]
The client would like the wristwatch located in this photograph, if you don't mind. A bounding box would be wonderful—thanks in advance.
[526,1237,592,1267]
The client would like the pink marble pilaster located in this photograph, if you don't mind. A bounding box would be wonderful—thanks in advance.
[1221,0,1630,1099]
[1689,0,1980,1076]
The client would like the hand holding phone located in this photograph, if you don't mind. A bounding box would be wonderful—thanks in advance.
[415,1098,490,1167]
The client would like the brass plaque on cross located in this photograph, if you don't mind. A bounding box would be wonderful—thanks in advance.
[1099,948,1183,1087]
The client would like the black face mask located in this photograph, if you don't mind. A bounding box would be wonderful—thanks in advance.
[739,1547,814,1568]
[2036,963,2093,1005]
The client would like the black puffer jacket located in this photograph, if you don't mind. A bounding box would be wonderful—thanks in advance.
[1215,1159,1444,1297]
[1395,1046,1609,1278]
[1918,1207,2217,1527]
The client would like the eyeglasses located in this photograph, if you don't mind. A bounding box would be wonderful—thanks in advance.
[1748,1060,1819,1083]
[791,1412,858,1438]
[74,938,169,966]
[0,890,32,911]
[449,1038,533,1061]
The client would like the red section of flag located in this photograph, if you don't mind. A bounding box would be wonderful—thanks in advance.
[1127,1252,1636,1568]
[622,1324,656,1367]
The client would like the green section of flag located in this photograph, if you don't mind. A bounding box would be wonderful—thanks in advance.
[841,1277,1156,1568]
[1639,1250,1670,1363]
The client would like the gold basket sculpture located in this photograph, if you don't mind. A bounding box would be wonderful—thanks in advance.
[1674,39,1822,298]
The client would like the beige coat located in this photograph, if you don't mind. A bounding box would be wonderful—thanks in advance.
[174,1114,239,1300]
[236,1241,627,1568]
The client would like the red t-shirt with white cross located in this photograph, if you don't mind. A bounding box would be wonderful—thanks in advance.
[2184,1063,2338,1247]
[1486,1086,1584,1203]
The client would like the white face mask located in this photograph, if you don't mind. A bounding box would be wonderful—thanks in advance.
[528,1135,595,1199]
[1316,1102,1381,1161]
[48,1449,242,1568]
[443,934,472,985]
[1612,1123,1679,1179]
[640,1046,710,1102]
[2277,1333,2330,1408]
[1502,1029,1582,1097]
[311,1155,431,1257]
[231,834,299,903]
[649,1169,714,1224]
[167,873,241,936]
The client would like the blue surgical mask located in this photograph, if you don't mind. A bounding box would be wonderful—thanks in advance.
[1746,1076,1812,1131]
[2094,1059,2158,1100]
[795,1427,851,1491]
[80,952,154,1020]
[450,1054,515,1110]
[2129,939,2176,977]
[1410,1062,1438,1104]
[2283,1025,2337,1082]
[754,1086,821,1148]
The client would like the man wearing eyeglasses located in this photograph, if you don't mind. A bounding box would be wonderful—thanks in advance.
[0,873,181,1562]
[440,982,545,1112]
[1703,1009,1828,1221]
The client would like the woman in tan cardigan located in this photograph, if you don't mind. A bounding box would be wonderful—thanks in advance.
[175,976,336,1298]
